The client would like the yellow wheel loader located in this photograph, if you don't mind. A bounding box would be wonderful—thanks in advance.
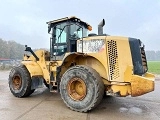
[8,16,155,112]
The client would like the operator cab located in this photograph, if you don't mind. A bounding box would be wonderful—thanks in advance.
[47,16,92,60]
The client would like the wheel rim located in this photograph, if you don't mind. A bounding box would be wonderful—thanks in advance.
[12,74,22,90]
[67,77,86,101]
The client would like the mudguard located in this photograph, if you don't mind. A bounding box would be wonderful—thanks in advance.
[21,61,43,77]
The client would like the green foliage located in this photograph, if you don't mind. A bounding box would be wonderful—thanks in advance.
[0,38,25,59]
[148,61,160,74]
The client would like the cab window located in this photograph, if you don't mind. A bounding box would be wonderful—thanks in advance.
[54,22,67,56]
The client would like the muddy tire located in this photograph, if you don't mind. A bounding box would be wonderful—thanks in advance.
[60,65,104,112]
[8,65,35,98]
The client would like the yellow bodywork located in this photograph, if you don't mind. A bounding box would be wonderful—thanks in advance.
[76,36,154,97]
[130,73,154,97]
[22,35,155,97]
[23,50,62,85]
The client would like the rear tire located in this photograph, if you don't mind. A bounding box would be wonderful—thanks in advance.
[60,65,104,112]
[8,65,35,97]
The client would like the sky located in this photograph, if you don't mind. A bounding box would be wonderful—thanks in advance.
[0,0,160,50]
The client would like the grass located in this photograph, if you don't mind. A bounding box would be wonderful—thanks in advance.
[147,61,160,74]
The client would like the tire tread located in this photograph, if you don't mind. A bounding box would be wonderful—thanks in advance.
[9,64,35,98]
[60,65,104,112]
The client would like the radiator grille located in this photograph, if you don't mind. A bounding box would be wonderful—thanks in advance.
[140,47,148,73]
[107,40,120,80]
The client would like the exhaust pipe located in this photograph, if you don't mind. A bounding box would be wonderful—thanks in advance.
[98,19,105,35]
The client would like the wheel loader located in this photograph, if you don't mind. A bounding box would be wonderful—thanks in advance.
[8,16,155,112]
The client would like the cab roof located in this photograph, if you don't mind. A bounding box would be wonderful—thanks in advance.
[46,16,92,30]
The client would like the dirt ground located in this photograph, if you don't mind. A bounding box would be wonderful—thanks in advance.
[0,71,160,120]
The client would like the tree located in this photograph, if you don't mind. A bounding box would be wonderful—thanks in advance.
[0,38,24,59]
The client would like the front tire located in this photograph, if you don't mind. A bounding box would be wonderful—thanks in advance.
[8,65,35,98]
[60,65,104,112]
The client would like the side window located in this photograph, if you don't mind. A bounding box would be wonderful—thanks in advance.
[54,23,67,56]
[70,24,81,39]
[69,24,88,52]
[56,24,67,43]
[70,25,88,39]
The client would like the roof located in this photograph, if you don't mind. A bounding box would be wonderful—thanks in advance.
[46,16,92,30]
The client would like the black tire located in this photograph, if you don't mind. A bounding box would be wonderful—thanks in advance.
[8,65,35,98]
[60,65,104,112]
[43,79,49,88]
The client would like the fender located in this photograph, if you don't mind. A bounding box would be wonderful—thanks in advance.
[61,52,108,80]
[62,52,85,66]
[22,61,43,77]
